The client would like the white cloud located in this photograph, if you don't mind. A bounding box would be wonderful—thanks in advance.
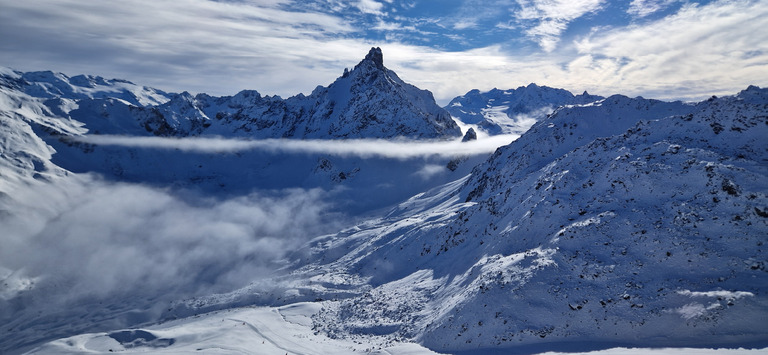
[453,19,478,30]
[0,174,344,348]
[514,0,606,51]
[355,0,386,15]
[0,0,362,97]
[571,0,768,99]
[526,20,568,52]
[390,0,765,104]
[516,0,605,20]
[372,20,418,31]
[415,164,448,180]
[628,0,681,18]
[73,134,520,159]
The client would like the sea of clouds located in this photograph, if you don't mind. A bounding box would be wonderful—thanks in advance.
[0,172,347,352]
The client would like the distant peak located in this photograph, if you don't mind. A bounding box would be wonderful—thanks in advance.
[363,47,384,69]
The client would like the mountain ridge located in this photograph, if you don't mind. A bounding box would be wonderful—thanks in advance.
[446,83,604,136]
[2,48,462,140]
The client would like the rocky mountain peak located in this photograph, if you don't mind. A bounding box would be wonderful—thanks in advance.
[360,47,384,70]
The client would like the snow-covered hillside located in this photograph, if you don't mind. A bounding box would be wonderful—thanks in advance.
[0,66,171,107]
[253,87,765,352]
[20,85,766,355]
[446,84,603,136]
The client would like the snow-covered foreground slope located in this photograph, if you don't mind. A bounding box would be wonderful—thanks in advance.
[29,303,442,355]
[24,303,767,355]
[39,86,764,354]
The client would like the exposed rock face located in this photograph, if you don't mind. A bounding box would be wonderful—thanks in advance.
[461,127,477,142]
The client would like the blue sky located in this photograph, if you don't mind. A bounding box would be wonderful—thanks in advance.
[1,0,766,104]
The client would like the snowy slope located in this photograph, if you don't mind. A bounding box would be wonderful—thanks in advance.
[28,303,442,355]
[1,66,171,107]
[0,69,83,204]
[445,84,603,135]
[168,47,460,138]
[3,48,460,141]
[0,48,471,213]
[257,87,767,352]
[24,304,767,355]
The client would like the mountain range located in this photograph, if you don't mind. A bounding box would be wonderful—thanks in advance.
[0,49,766,354]
[446,84,603,136]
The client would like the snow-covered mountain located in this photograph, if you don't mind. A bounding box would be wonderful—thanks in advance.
[50,47,460,139]
[0,48,473,210]
[31,86,765,355]
[0,49,497,354]
[282,87,768,352]
[1,52,767,355]
[148,87,765,353]
[0,67,171,107]
[446,84,603,135]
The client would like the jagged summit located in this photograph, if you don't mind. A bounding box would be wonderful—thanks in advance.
[287,47,460,138]
[359,47,384,70]
[342,47,384,78]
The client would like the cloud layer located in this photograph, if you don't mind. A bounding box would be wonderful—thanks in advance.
[73,134,520,159]
[0,174,344,350]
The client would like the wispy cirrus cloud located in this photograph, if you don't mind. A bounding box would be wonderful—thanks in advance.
[628,0,682,18]
[514,0,606,51]
[385,0,767,103]
[355,0,387,15]
[0,0,364,97]
[571,0,768,99]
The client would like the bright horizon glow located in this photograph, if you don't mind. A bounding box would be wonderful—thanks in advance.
[1,0,766,105]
